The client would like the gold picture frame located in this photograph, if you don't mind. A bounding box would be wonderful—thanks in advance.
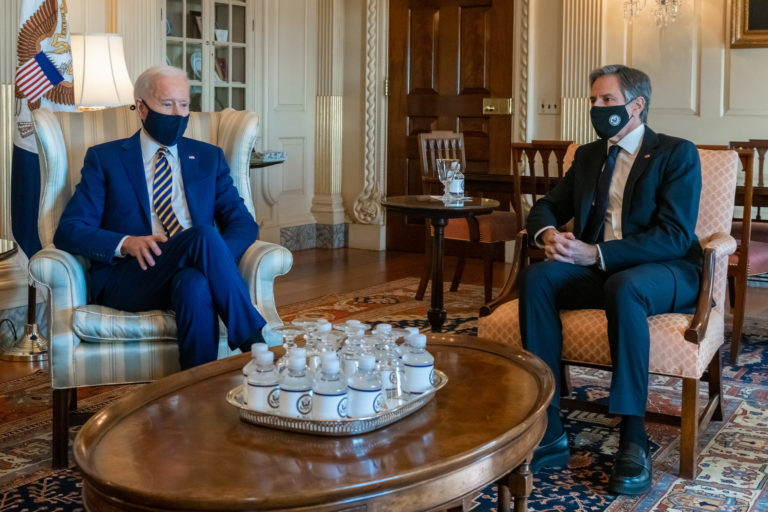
[731,0,768,48]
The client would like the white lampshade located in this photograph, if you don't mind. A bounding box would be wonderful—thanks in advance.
[71,33,134,109]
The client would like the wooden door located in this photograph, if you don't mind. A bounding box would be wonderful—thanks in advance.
[386,0,514,252]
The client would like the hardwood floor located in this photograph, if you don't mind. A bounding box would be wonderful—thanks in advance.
[0,247,765,384]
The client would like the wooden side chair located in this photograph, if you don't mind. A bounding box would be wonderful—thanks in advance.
[415,131,517,303]
[510,140,576,261]
[478,148,740,478]
[726,141,767,363]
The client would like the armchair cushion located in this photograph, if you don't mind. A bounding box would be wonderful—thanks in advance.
[478,300,723,379]
[444,211,519,242]
[73,305,176,343]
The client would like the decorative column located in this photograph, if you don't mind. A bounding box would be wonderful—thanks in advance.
[312,0,347,248]
[561,0,603,144]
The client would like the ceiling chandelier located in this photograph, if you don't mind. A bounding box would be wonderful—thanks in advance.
[624,0,682,27]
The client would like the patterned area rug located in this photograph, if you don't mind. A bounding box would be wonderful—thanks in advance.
[1,277,767,511]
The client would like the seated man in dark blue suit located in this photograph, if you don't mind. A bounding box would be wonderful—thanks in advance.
[54,65,266,369]
[520,65,701,494]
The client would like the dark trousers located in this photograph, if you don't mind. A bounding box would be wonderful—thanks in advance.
[518,260,698,416]
[95,225,265,369]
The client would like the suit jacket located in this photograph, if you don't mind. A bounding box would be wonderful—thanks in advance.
[54,131,259,298]
[526,127,702,304]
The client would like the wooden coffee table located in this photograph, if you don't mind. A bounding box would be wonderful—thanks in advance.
[74,335,554,512]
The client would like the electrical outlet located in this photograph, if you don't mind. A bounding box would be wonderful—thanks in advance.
[537,101,560,115]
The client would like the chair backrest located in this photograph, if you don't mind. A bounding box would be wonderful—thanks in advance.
[747,139,768,221]
[510,140,574,228]
[417,131,466,194]
[729,140,765,222]
[32,106,259,248]
[696,148,740,313]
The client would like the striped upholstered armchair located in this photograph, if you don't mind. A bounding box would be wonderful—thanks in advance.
[29,106,293,467]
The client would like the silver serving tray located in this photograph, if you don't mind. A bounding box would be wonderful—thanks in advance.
[226,370,448,436]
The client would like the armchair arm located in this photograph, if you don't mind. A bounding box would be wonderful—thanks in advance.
[479,230,528,317]
[28,247,89,388]
[684,232,737,343]
[238,240,293,327]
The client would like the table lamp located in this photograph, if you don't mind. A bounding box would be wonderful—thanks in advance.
[71,33,134,110]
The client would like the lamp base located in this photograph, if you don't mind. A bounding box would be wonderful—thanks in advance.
[0,323,48,362]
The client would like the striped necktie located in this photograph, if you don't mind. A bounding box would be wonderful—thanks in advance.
[152,147,183,237]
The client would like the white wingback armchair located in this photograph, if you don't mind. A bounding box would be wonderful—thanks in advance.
[29,105,293,467]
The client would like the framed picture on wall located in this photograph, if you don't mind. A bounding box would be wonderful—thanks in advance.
[731,0,768,48]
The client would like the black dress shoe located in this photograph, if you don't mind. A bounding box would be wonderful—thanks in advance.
[609,440,652,495]
[530,432,569,472]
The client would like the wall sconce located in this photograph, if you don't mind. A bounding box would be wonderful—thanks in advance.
[71,33,134,110]
[624,0,682,27]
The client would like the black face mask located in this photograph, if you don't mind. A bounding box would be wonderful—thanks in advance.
[141,99,189,146]
[590,104,631,140]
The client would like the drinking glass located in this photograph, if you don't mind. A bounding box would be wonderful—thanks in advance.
[436,158,458,201]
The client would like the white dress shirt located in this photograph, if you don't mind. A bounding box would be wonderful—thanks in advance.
[114,130,193,256]
[603,123,644,241]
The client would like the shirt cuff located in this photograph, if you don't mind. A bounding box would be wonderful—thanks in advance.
[533,226,556,248]
[595,244,606,271]
[114,235,129,258]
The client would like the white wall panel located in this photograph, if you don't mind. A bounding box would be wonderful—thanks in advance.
[630,0,700,116]
[251,0,317,238]
[276,0,308,109]
[728,49,768,115]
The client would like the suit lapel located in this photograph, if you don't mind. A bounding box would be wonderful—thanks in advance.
[622,127,660,222]
[178,138,201,226]
[120,132,152,229]
[577,140,609,229]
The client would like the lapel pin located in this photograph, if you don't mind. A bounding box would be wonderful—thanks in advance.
[644,154,651,158]
[189,155,195,159]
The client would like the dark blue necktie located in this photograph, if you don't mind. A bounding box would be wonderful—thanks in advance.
[581,144,621,244]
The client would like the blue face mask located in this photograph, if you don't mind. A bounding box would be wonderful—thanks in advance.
[141,99,189,146]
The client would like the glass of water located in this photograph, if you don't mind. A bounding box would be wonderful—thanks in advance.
[436,158,458,201]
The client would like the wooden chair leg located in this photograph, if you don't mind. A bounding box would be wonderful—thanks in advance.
[450,252,466,292]
[415,235,433,301]
[708,351,724,422]
[482,248,493,303]
[679,377,700,479]
[730,273,748,365]
[52,388,74,469]
[727,274,735,308]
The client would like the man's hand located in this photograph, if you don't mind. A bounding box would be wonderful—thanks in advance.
[540,228,599,266]
[121,234,168,270]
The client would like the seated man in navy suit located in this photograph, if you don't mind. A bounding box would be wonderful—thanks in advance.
[54,65,266,369]
[520,65,701,494]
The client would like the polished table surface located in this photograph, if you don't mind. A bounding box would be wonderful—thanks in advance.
[74,335,553,512]
[382,196,500,332]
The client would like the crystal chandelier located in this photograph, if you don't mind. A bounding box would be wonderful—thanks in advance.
[624,0,682,27]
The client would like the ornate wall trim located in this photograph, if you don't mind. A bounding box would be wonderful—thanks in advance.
[517,0,529,142]
[352,0,387,225]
